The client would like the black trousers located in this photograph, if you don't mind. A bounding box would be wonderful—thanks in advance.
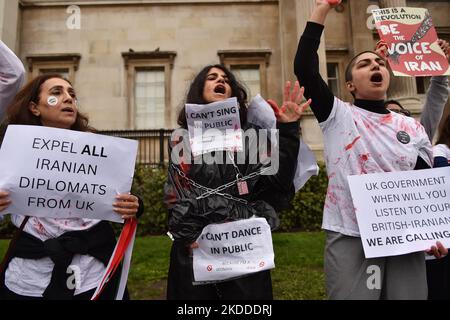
[167,242,273,300]
[0,262,130,300]
[427,255,450,300]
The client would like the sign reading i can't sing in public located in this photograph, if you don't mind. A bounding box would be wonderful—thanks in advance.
[0,125,138,223]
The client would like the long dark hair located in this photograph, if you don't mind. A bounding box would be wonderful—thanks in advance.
[0,74,94,142]
[436,114,450,148]
[177,64,248,128]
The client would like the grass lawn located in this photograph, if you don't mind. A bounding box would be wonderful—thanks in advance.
[0,231,326,300]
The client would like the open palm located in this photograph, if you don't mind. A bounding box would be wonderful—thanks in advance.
[267,81,312,123]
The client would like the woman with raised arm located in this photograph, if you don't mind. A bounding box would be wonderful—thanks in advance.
[294,0,447,299]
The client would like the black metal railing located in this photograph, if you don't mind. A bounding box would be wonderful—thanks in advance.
[99,129,173,167]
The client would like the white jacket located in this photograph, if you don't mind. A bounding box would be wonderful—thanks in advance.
[0,40,25,121]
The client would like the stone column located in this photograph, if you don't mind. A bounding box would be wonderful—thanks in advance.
[0,0,20,51]
[295,0,328,80]
[379,0,422,111]
[349,0,373,54]
[286,0,329,160]
[278,0,299,89]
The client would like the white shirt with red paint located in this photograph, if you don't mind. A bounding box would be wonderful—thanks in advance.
[5,215,105,297]
[433,144,450,165]
[320,97,433,237]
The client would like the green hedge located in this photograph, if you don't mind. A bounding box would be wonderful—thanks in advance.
[278,163,328,232]
[130,165,168,236]
[0,164,328,238]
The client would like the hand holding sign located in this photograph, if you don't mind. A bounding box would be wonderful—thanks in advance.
[376,38,450,61]
[426,241,448,259]
[437,39,450,61]
[113,193,140,220]
[267,81,311,123]
[375,40,389,58]
[0,190,11,213]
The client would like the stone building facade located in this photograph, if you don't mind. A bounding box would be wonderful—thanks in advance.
[1,0,449,160]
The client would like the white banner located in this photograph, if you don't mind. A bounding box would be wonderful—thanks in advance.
[0,125,138,223]
[348,167,450,258]
[186,97,242,156]
[193,217,275,283]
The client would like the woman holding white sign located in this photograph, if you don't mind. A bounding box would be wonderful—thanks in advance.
[164,64,310,299]
[294,0,447,300]
[0,74,143,300]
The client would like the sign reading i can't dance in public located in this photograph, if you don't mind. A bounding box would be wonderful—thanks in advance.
[372,7,450,77]
[0,125,138,223]
[193,218,275,283]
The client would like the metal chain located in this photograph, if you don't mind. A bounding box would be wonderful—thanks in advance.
[196,166,272,199]
[171,164,248,204]
[227,152,243,179]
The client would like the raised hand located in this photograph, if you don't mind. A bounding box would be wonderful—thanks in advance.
[311,0,342,25]
[316,0,342,8]
[267,81,312,123]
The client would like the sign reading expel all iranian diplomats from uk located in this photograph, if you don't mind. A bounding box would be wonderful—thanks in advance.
[0,125,138,223]
[372,7,450,77]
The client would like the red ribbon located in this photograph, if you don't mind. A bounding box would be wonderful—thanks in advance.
[91,218,137,300]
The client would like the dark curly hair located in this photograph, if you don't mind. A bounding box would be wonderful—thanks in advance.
[177,64,248,128]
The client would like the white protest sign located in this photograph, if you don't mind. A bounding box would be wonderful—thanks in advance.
[0,125,138,223]
[193,217,275,283]
[247,94,319,192]
[186,97,242,156]
[348,167,450,258]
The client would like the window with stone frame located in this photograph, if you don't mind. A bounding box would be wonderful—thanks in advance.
[326,50,351,101]
[218,49,271,98]
[122,51,176,130]
[327,62,341,97]
[26,54,81,84]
